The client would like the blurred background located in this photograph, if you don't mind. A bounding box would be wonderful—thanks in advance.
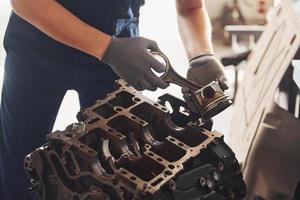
[0,0,283,138]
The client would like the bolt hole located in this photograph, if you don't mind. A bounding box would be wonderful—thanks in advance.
[148,153,154,157]
[65,133,73,138]
[168,165,175,169]
[115,107,123,112]
[164,170,172,176]
[178,143,184,147]
[133,97,141,102]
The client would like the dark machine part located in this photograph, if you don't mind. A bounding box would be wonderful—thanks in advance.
[150,51,232,121]
[24,79,246,200]
[221,50,252,101]
[221,50,251,67]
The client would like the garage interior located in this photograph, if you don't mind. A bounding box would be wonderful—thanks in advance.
[0,0,300,199]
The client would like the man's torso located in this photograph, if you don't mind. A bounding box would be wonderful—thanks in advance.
[4,0,144,66]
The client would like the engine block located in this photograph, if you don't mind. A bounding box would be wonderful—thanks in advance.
[24,79,246,200]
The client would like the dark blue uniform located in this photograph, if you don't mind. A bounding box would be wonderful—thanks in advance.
[0,1,143,199]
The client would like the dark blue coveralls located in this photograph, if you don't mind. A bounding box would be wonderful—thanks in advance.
[0,0,144,199]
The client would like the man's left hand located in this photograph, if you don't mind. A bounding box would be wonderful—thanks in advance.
[187,54,228,89]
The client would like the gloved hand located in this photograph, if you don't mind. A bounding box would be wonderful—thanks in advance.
[187,54,228,89]
[183,54,228,113]
[102,37,169,91]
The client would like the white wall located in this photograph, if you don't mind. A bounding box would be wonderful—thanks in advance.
[206,0,229,19]
[206,0,274,23]
[0,1,10,67]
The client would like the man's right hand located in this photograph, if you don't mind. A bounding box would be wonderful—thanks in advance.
[102,37,169,91]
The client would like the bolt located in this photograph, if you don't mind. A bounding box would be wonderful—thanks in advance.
[213,138,219,144]
[219,185,224,191]
[28,185,34,193]
[206,176,215,190]
[28,179,39,193]
[229,190,235,199]
[213,170,222,182]
[218,162,224,171]
[72,122,86,133]
[199,177,206,187]
[169,180,176,191]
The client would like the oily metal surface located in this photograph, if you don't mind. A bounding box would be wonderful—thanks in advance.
[150,51,232,121]
[24,79,246,200]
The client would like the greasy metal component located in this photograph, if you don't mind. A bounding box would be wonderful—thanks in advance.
[192,81,233,121]
[24,79,246,200]
[151,51,232,121]
[150,51,201,90]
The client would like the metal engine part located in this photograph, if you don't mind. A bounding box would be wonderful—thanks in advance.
[151,51,232,121]
[24,79,246,200]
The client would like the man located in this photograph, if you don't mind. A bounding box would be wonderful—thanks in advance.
[0,0,227,199]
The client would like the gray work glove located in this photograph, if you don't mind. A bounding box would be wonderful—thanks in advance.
[183,54,228,113]
[102,37,169,91]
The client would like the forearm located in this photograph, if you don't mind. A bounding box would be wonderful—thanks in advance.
[176,0,214,60]
[11,0,111,59]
